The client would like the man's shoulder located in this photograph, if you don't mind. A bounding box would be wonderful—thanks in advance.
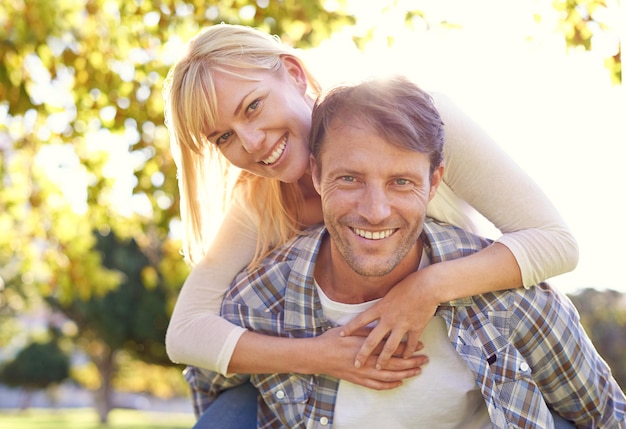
[470,281,578,326]
[261,224,326,264]
[423,218,493,261]
[226,225,325,303]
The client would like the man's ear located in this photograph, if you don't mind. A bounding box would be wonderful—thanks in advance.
[281,55,308,94]
[428,164,444,202]
[310,154,322,196]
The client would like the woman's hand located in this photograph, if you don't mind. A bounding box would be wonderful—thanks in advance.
[339,267,441,371]
[309,326,428,390]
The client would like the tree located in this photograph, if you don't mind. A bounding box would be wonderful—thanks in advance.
[47,229,175,423]
[0,338,70,409]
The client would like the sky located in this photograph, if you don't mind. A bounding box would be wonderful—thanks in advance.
[303,0,626,295]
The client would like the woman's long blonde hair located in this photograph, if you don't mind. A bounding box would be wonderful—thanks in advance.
[164,24,321,266]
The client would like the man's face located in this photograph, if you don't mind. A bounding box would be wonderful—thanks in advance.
[311,121,443,277]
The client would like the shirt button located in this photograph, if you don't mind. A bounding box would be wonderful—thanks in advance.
[275,390,285,399]
[320,417,329,425]
[519,362,530,372]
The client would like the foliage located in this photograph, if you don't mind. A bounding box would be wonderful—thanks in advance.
[568,288,626,389]
[0,339,70,390]
[553,0,622,83]
[47,229,173,422]
[50,230,171,364]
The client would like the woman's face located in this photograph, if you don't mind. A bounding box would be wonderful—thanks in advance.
[208,57,314,183]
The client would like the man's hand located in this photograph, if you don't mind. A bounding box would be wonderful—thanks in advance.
[339,268,440,370]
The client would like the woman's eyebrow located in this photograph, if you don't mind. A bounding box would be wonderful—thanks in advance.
[233,89,256,116]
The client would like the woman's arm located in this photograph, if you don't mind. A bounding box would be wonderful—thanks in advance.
[341,91,579,368]
[166,197,426,386]
[165,198,257,374]
[229,328,427,390]
[431,92,578,286]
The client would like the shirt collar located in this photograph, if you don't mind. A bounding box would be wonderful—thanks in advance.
[282,220,473,333]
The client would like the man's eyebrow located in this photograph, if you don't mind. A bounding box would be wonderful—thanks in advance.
[206,89,256,140]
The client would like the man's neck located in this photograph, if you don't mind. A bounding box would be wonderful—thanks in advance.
[314,233,423,304]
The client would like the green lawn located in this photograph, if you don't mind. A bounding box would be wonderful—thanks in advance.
[0,408,196,429]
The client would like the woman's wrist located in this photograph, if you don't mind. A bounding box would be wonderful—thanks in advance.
[413,264,449,305]
[419,243,523,305]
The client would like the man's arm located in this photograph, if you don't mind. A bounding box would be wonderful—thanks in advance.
[512,283,625,427]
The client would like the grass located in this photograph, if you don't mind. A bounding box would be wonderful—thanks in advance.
[0,408,196,428]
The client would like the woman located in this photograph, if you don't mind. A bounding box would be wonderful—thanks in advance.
[163,23,578,424]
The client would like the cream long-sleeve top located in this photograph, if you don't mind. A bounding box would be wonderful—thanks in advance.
[165,92,579,375]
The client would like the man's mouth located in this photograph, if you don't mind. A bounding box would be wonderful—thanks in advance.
[261,136,287,165]
[352,228,395,240]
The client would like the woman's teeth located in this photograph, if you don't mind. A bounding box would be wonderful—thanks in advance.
[262,139,286,165]
[353,228,394,240]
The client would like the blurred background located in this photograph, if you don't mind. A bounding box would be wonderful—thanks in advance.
[0,0,624,427]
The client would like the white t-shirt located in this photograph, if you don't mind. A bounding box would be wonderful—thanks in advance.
[316,254,491,429]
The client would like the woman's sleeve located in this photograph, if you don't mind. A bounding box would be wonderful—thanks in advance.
[430,92,579,287]
[165,196,258,374]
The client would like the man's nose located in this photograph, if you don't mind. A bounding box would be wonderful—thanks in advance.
[238,126,264,153]
[359,185,392,224]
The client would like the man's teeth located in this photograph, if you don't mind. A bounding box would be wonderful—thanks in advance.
[353,228,394,240]
[262,140,286,165]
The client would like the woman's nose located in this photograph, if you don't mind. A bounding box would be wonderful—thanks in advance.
[238,127,264,153]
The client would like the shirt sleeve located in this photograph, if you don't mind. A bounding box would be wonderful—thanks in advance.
[165,196,258,374]
[512,284,626,427]
[429,92,579,287]
[184,365,251,418]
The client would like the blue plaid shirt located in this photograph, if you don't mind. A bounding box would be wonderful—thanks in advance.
[186,219,626,428]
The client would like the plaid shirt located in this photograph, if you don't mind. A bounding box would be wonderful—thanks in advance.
[186,219,626,428]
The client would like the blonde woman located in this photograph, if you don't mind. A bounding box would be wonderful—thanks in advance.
[164,24,578,426]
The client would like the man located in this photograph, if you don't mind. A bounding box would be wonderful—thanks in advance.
[188,76,625,428]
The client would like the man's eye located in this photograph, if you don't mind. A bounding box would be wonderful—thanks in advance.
[395,178,410,186]
[340,176,355,182]
[216,131,233,145]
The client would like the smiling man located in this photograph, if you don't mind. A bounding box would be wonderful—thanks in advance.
[187,75,625,429]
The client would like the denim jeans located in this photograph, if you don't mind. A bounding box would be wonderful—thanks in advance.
[192,382,258,429]
[552,409,576,428]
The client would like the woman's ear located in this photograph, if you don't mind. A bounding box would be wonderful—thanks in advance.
[281,55,308,94]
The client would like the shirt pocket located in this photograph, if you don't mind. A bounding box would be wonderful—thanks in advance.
[261,374,312,403]
[258,374,314,427]
[489,345,552,427]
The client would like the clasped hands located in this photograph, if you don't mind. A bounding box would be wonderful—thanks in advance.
[317,270,440,390]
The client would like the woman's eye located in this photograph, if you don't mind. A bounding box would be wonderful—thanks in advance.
[216,131,233,145]
[247,99,261,113]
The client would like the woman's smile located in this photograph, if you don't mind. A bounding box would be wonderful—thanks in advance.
[261,134,288,165]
